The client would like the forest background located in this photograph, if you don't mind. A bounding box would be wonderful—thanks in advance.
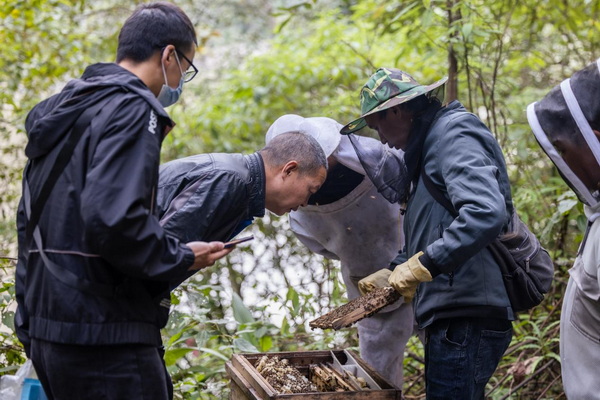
[1,0,599,399]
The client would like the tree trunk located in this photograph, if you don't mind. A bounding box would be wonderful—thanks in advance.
[446,0,460,102]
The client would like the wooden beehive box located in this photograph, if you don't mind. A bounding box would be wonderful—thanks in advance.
[226,349,402,399]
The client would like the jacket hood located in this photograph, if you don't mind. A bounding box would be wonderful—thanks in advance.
[527,58,600,209]
[25,63,171,160]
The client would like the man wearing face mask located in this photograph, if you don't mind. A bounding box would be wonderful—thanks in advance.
[14,3,232,399]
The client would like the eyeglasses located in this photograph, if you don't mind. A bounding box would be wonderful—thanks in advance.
[175,49,198,83]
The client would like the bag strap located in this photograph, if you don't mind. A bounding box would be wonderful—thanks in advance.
[23,92,127,297]
[420,168,458,218]
[420,168,516,235]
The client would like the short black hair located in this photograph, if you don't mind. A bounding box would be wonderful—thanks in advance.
[116,2,197,63]
[260,132,328,175]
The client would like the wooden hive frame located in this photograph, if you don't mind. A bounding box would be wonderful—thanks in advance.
[226,350,402,399]
[309,287,401,330]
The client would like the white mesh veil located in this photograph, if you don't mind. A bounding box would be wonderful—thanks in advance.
[527,58,600,208]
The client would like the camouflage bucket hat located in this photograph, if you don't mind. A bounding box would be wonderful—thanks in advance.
[341,67,448,134]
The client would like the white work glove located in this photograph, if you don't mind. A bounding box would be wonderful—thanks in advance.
[358,268,392,296]
[388,251,432,302]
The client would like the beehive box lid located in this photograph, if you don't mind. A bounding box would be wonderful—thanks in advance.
[226,349,402,399]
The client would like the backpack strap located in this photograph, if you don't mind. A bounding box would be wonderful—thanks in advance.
[23,92,128,297]
[420,167,515,234]
[420,168,458,218]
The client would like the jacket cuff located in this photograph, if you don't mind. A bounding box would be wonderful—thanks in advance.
[181,244,196,269]
[419,252,442,277]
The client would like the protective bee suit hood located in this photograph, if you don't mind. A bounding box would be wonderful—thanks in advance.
[527,58,600,210]
[266,114,405,190]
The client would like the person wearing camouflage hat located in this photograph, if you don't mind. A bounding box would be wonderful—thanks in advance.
[341,67,447,135]
[345,67,515,399]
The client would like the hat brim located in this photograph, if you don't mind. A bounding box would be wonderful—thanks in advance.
[341,76,448,135]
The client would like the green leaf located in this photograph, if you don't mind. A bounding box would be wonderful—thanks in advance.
[280,316,290,336]
[462,22,473,39]
[275,15,293,34]
[233,338,259,353]
[170,291,180,306]
[2,310,14,331]
[254,326,267,339]
[231,292,255,324]
[259,335,273,352]
[198,347,230,362]
[164,347,194,367]
[166,327,186,347]
[557,198,578,214]
[286,287,300,315]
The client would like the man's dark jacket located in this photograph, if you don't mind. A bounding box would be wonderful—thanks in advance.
[393,101,515,328]
[157,152,266,286]
[15,63,194,353]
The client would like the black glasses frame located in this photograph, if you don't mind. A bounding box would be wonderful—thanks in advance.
[175,49,198,83]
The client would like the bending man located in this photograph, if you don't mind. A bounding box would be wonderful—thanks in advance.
[266,114,414,388]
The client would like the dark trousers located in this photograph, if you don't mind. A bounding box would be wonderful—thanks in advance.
[30,339,173,400]
[424,317,512,400]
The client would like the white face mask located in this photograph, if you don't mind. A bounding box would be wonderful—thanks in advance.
[157,51,184,107]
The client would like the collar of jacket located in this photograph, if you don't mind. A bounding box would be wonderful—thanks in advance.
[25,63,175,160]
[244,152,266,218]
[81,63,173,122]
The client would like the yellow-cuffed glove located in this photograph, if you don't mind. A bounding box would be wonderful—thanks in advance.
[357,268,392,296]
[388,251,433,302]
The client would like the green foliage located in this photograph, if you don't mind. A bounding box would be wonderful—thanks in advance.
[0,0,125,252]
[153,217,356,398]
[0,258,24,374]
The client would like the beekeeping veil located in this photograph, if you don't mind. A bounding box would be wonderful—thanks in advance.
[266,114,406,204]
[343,133,409,204]
[527,58,600,208]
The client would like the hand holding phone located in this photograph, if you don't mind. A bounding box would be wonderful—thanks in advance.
[223,235,254,248]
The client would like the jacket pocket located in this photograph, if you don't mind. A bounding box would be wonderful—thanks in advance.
[570,285,600,342]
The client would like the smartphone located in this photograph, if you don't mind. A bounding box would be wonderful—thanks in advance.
[223,235,254,248]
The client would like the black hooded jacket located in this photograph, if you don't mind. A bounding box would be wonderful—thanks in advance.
[15,63,194,351]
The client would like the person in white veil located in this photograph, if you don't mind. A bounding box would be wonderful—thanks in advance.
[527,58,600,399]
[266,114,415,389]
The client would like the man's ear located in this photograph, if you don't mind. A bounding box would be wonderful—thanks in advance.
[161,44,176,64]
[282,160,298,177]
[594,129,600,141]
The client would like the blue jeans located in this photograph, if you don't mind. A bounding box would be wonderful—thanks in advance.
[424,317,512,400]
